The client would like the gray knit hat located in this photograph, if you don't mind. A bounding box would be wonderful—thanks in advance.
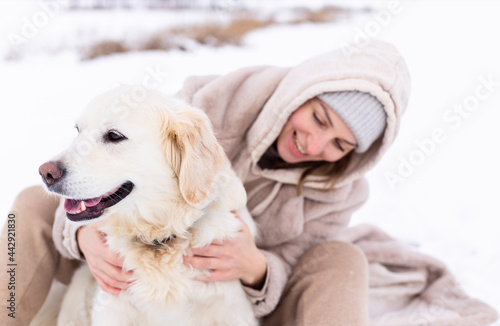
[317,91,386,153]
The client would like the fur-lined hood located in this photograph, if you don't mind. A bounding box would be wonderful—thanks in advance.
[176,40,411,190]
[246,40,411,188]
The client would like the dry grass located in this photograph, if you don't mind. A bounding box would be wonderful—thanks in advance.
[303,6,345,23]
[290,6,350,24]
[82,40,129,60]
[172,17,274,46]
[81,6,350,60]
[141,33,191,52]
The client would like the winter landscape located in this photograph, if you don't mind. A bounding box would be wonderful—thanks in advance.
[0,0,499,324]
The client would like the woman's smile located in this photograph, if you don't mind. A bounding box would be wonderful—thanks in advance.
[277,98,357,164]
[291,132,307,157]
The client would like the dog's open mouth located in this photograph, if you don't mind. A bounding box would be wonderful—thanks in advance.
[64,181,134,222]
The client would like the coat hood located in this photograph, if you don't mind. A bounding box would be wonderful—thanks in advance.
[246,40,411,188]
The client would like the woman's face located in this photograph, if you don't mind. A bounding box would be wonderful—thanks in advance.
[277,97,357,164]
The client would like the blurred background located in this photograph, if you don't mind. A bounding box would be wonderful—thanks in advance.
[1,0,499,322]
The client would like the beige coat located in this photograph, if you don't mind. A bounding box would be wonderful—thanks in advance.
[54,41,498,325]
[174,40,410,317]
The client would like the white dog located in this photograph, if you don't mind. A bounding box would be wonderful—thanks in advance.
[38,86,259,326]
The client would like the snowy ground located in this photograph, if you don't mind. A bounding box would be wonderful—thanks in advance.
[1,0,499,323]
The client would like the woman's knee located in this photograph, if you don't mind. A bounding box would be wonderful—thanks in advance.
[14,185,46,203]
[280,242,369,326]
[294,241,368,277]
[11,185,59,224]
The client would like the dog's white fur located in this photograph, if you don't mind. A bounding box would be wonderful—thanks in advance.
[44,86,258,326]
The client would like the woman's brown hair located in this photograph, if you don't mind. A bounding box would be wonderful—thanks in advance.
[257,142,353,195]
[293,152,353,194]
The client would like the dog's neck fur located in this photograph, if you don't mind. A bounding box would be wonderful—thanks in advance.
[97,194,220,307]
[104,197,201,244]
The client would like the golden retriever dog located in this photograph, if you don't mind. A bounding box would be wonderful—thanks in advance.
[38,86,258,326]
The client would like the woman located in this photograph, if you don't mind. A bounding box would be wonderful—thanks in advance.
[2,40,411,325]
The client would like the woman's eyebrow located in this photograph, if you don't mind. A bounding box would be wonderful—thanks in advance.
[342,138,357,147]
[319,102,334,127]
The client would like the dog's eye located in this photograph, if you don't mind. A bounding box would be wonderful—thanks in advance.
[105,130,127,143]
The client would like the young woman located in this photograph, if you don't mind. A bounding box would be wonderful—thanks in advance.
[2,40,410,325]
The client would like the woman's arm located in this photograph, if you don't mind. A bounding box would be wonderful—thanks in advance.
[186,177,370,317]
[183,214,267,289]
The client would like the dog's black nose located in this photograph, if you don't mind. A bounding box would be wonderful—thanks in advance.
[39,161,65,186]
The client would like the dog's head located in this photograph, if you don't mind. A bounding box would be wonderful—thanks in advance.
[39,86,228,223]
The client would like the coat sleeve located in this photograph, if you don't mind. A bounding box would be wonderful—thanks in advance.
[52,200,85,261]
[242,177,370,318]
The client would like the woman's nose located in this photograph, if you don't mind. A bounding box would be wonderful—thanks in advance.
[307,133,331,156]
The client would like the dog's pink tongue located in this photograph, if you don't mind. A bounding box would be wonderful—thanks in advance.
[64,197,102,213]
[84,197,102,207]
[64,199,81,213]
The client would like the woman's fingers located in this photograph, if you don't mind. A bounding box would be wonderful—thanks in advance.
[195,269,233,282]
[184,255,226,271]
[87,258,133,295]
[78,222,134,295]
[184,212,267,287]
[101,261,134,284]
[97,264,132,288]
[190,242,226,257]
[94,274,122,296]
[101,246,126,269]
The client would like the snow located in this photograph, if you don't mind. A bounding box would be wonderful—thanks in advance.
[1,0,499,322]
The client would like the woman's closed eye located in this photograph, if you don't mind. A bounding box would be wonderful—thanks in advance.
[335,139,345,152]
[313,112,326,126]
[314,112,345,152]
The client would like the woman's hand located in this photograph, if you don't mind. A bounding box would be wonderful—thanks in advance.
[183,214,267,289]
[77,220,134,295]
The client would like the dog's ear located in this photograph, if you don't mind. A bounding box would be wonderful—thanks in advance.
[161,105,228,207]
